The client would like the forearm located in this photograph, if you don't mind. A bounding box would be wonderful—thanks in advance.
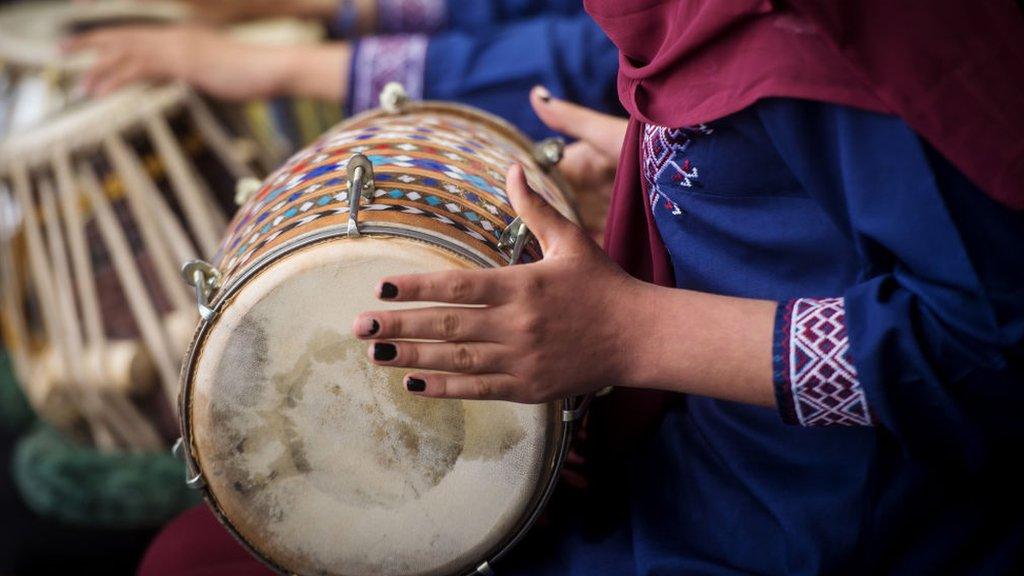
[225,0,343,21]
[625,283,777,407]
[273,43,351,102]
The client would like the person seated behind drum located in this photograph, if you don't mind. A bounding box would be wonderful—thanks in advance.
[63,0,620,143]
[138,1,1024,574]
[341,2,1023,576]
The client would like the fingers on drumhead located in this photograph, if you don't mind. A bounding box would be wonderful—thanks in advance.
[368,341,506,376]
[404,373,519,401]
[354,307,489,342]
[375,269,506,305]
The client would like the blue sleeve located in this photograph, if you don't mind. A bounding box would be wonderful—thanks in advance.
[347,15,620,139]
[759,99,1024,470]
[365,0,584,35]
[443,0,585,30]
[423,14,621,140]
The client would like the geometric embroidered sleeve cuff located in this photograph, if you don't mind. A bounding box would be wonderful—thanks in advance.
[772,297,875,427]
[349,34,429,115]
[377,0,448,34]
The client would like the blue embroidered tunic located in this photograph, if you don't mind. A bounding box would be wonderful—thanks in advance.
[342,0,620,140]
[505,99,1024,575]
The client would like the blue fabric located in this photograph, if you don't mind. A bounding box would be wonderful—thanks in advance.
[443,0,586,31]
[423,14,621,140]
[504,100,1024,575]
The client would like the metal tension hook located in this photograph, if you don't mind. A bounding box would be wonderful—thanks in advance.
[172,437,206,490]
[498,216,531,265]
[346,153,375,238]
[532,137,565,169]
[180,260,221,321]
[561,394,594,424]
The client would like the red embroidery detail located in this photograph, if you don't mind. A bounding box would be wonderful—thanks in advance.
[641,125,712,217]
[785,297,873,427]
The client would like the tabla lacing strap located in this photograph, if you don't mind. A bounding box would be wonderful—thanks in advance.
[104,391,164,452]
[20,171,111,448]
[105,134,195,314]
[145,112,226,258]
[184,90,258,181]
[77,161,181,408]
[53,148,105,357]
[38,176,122,451]
[10,165,71,387]
[0,205,33,385]
[52,148,163,450]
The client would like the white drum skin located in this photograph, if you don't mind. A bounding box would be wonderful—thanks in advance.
[185,237,563,576]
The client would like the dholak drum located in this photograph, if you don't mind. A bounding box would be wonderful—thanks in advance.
[0,82,258,451]
[176,87,583,575]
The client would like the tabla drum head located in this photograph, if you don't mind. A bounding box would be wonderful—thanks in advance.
[186,237,563,576]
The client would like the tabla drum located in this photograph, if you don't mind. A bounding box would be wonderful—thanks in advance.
[0,0,188,136]
[0,1,336,165]
[176,86,585,575]
[0,82,258,451]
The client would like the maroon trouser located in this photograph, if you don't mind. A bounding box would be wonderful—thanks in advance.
[137,506,270,576]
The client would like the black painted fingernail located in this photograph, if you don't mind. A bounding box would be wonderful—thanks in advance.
[406,377,426,392]
[380,282,398,299]
[373,343,397,361]
[368,319,380,336]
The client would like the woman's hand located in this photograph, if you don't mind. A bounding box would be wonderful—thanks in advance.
[529,86,627,244]
[64,25,350,101]
[353,164,644,403]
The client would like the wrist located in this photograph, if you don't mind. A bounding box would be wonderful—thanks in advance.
[276,43,351,102]
[605,278,665,391]
[613,284,777,406]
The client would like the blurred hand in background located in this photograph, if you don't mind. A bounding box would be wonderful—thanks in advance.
[63,25,350,102]
[149,0,346,25]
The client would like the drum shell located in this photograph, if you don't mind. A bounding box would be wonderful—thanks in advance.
[179,101,580,575]
[216,102,576,285]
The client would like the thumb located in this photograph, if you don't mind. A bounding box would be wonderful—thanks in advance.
[505,164,581,255]
[530,86,627,160]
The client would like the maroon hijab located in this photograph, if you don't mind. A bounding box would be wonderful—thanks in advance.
[589,0,1024,286]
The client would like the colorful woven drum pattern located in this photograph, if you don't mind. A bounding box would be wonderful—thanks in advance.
[216,103,572,280]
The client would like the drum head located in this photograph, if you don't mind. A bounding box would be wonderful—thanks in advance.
[186,237,562,576]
